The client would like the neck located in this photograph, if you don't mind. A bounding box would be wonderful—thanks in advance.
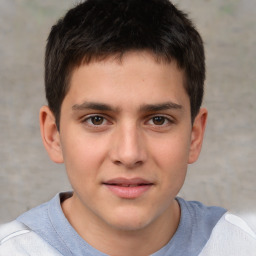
[62,196,180,256]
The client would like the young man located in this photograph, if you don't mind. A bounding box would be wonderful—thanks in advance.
[0,0,255,255]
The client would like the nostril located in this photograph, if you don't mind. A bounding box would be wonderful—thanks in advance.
[134,160,143,167]
[114,160,122,166]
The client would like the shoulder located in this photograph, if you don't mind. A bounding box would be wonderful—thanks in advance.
[162,198,227,256]
[177,197,226,216]
[199,212,256,256]
[0,220,62,255]
[17,200,49,225]
[176,197,227,231]
[0,220,30,244]
[0,193,69,255]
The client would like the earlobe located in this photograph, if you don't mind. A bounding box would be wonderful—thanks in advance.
[39,106,64,163]
[188,108,208,164]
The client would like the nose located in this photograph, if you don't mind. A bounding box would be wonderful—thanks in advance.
[109,123,147,169]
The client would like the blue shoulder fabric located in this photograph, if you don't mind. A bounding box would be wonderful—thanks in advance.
[152,198,226,256]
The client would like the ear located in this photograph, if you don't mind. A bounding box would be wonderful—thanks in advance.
[39,106,64,163]
[188,108,208,164]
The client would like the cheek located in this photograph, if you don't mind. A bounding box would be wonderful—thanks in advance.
[60,133,108,179]
[60,141,102,198]
[151,134,191,169]
[149,132,191,192]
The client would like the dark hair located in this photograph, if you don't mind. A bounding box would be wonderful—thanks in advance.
[45,0,205,129]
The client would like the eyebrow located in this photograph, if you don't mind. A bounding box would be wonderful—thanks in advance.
[72,101,182,112]
[72,102,116,112]
[140,102,183,112]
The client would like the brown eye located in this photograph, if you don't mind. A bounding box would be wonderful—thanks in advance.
[152,116,166,125]
[90,116,105,125]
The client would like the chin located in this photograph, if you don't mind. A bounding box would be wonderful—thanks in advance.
[106,207,155,232]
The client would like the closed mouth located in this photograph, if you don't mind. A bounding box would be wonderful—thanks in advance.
[103,177,154,187]
[102,178,154,199]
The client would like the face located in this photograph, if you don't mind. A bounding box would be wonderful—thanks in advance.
[41,52,206,233]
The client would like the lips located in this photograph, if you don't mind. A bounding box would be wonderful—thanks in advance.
[103,178,154,199]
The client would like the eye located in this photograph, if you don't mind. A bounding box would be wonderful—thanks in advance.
[83,115,107,126]
[151,116,166,125]
[146,115,174,127]
[148,116,171,126]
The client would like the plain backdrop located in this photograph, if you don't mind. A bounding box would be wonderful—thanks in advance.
[0,0,255,225]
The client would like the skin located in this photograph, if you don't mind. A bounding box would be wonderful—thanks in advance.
[40,51,207,256]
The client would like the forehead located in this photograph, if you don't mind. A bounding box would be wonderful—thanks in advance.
[65,51,189,110]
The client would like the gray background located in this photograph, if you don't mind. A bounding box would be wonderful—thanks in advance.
[0,0,255,225]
